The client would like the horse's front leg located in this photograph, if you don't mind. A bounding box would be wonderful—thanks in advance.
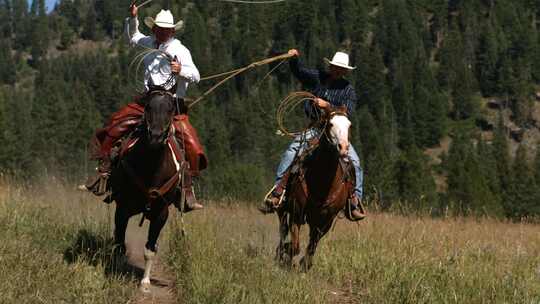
[301,218,333,271]
[141,203,169,293]
[290,222,301,259]
[275,210,291,265]
[114,205,130,254]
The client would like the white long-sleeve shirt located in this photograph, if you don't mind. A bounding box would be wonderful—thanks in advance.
[126,17,200,98]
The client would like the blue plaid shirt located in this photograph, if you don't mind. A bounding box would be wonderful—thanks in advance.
[290,58,357,120]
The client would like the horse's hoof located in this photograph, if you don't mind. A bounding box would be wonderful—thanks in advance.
[140,280,151,293]
[300,257,312,272]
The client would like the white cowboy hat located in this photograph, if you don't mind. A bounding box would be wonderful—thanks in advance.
[144,9,184,31]
[324,52,356,70]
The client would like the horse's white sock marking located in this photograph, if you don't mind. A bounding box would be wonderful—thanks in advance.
[141,247,156,290]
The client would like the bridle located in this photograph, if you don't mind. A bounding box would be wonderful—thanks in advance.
[142,90,175,144]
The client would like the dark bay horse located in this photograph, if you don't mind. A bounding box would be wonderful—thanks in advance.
[276,107,355,271]
[109,90,185,292]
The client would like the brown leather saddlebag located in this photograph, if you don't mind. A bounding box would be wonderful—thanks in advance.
[92,103,144,159]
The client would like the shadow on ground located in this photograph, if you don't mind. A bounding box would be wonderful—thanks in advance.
[63,229,144,279]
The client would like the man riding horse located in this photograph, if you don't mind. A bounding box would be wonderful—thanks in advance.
[85,4,206,211]
[259,49,365,221]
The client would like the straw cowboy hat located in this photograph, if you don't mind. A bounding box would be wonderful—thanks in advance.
[324,52,356,70]
[144,9,183,30]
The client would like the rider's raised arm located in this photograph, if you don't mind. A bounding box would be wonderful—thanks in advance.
[289,57,320,89]
[125,17,152,48]
[171,42,200,84]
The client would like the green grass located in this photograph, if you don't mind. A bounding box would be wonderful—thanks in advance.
[0,180,137,304]
[168,205,540,304]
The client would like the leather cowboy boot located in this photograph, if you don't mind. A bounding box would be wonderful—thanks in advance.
[347,195,366,221]
[258,187,283,214]
[84,157,111,196]
[181,170,203,212]
[258,171,291,214]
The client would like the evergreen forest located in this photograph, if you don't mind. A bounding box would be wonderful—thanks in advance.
[0,0,539,220]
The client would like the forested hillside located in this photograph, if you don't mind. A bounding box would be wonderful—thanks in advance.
[0,0,539,219]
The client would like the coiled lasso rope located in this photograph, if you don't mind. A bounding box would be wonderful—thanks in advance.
[276,91,317,137]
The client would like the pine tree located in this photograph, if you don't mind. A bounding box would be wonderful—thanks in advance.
[11,0,29,50]
[476,19,501,96]
[82,3,98,40]
[58,17,75,50]
[492,114,513,217]
[355,43,389,122]
[57,0,81,31]
[182,8,209,74]
[505,144,538,220]
[355,106,399,206]
[476,137,504,216]
[412,56,447,147]
[395,144,438,211]
[0,0,13,39]
[29,0,49,66]
[0,39,16,85]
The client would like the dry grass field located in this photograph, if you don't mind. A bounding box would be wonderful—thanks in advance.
[168,205,540,304]
[1,178,539,303]
[0,178,137,303]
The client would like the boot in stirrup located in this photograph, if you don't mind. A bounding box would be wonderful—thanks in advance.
[182,172,203,212]
[258,186,284,214]
[84,158,111,197]
[347,195,366,221]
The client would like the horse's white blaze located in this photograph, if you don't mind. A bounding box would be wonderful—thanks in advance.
[329,115,351,157]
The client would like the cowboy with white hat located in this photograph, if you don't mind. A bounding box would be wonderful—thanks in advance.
[128,4,199,94]
[259,49,365,221]
[85,4,205,211]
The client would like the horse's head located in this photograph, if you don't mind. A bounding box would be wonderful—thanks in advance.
[324,106,351,158]
[143,90,175,148]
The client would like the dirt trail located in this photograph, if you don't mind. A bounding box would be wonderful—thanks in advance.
[125,220,177,304]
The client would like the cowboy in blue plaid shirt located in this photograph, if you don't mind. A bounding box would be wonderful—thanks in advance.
[259,49,365,220]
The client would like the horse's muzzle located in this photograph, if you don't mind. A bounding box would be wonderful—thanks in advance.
[148,130,168,147]
[338,143,349,158]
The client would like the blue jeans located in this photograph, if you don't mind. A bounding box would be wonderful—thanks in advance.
[275,129,364,198]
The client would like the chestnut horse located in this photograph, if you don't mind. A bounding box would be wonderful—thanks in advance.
[276,107,355,271]
[109,90,185,292]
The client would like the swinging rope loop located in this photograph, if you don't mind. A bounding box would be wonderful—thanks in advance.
[276,91,317,137]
